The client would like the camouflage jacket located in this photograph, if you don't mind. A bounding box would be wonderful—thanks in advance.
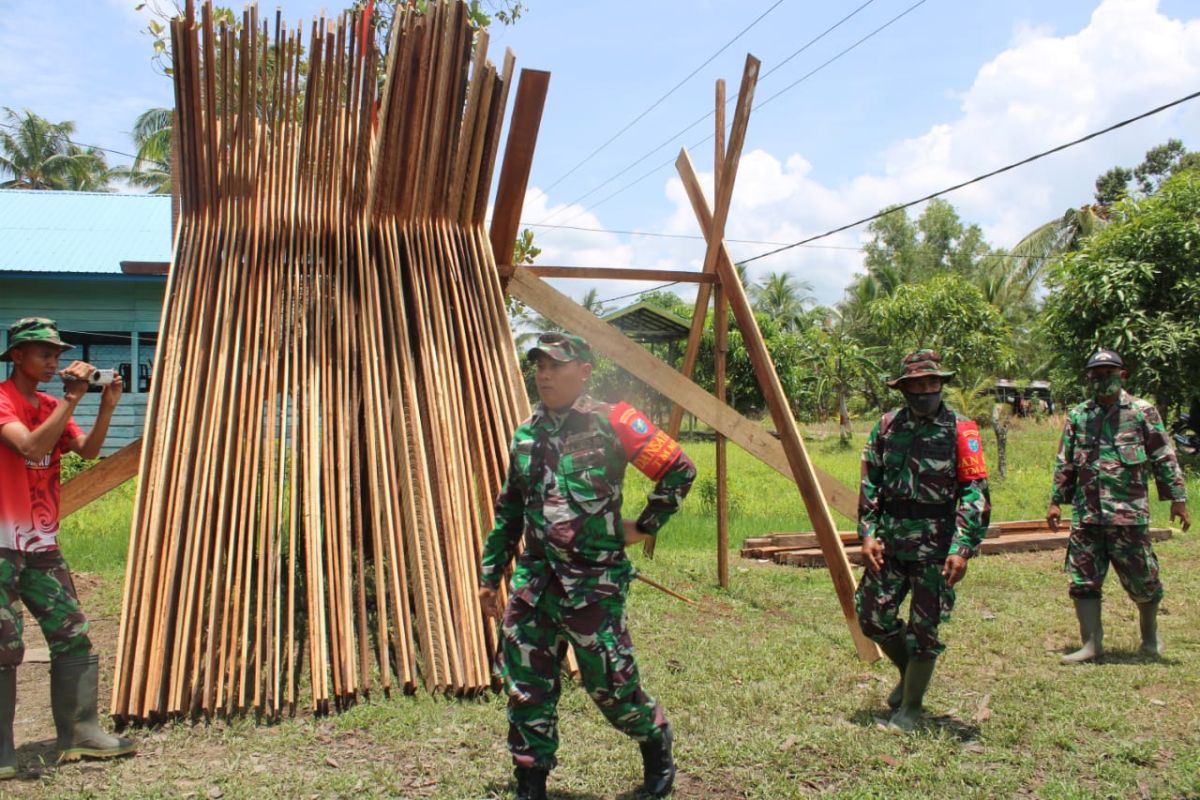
[480,395,696,608]
[1051,391,1187,526]
[857,404,991,561]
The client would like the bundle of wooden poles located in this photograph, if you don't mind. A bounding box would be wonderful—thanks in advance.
[112,0,527,722]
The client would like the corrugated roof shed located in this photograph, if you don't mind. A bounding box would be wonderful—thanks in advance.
[0,189,172,272]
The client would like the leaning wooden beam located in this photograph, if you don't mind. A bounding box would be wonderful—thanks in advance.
[60,438,143,519]
[507,268,859,520]
[490,69,550,281]
[675,149,879,661]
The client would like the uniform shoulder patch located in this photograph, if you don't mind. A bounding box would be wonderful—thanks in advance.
[955,418,988,481]
[607,401,683,481]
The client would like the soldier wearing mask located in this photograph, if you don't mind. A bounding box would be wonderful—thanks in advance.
[855,350,991,731]
[1047,349,1190,663]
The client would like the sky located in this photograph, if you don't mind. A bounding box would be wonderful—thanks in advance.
[2,0,1198,308]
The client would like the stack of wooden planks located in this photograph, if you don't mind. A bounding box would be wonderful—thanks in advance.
[742,521,1173,568]
[112,0,525,723]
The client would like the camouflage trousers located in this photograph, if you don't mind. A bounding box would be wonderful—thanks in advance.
[1066,524,1163,603]
[0,549,92,668]
[856,557,955,660]
[495,580,667,770]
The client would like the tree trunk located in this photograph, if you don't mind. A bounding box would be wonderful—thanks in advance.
[991,404,1008,479]
[838,388,851,444]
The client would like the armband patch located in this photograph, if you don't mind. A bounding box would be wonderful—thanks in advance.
[956,419,988,481]
[608,401,682,480]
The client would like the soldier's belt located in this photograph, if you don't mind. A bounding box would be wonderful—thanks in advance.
[881,499,955,520]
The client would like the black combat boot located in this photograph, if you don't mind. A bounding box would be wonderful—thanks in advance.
[639,722,675,797]
[514,765,548,800]
[0,667,15,780]
[49,654,136,762]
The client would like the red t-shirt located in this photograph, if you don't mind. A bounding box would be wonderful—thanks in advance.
[0,380,83,552]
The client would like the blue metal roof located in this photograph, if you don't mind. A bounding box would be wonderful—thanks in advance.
[0,190,172,272]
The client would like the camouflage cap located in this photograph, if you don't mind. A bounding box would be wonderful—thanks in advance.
[526,332,593,365]
[886,348,956,389]
[1,317,74,362]
[1085,349,1124,370]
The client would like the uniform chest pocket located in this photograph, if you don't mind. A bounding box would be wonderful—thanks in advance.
[1114,433,1147,466]
[561,447,615,510]
[513,440,536,482]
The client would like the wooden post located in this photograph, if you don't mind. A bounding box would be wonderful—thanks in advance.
[674,150,879,661]
[489,69,550,281]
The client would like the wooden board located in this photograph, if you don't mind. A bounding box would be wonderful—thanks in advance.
[61,438,143,518]
[767,527,1173,568]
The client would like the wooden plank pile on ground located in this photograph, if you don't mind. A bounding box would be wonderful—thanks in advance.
[112,0,525,724]
[742,521,1173,568]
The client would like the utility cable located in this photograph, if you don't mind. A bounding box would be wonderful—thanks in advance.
[536,0,787,198]
[533,0,884,228]
[737,87,1200,266]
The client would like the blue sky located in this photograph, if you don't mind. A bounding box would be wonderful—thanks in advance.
[2,0,1198,305]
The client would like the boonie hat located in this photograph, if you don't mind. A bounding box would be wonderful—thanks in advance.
[886,348,956,389]
[1,317,74,362]
[527,332,594,365]
[1085,349,1124,370]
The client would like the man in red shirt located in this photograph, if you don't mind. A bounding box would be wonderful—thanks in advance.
[0,318,135,779]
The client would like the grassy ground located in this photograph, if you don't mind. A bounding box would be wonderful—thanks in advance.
[8,417,1200,798]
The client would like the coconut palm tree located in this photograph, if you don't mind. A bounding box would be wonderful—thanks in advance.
[1004,205,1109,303]
[0,108,112,191]
[804,311,882,444]
[114,107,173,193]
[751,271,815,332]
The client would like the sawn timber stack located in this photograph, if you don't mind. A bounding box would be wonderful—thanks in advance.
[742,520,1173,567]
[113,1,526,722]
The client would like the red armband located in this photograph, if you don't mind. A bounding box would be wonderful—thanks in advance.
[608,402,683,481]
[956,419,988,480]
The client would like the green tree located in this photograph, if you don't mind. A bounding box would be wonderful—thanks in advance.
[802,312,881,443]
[0,108,112,191]
[750,271,815,332]
[113,107,173,193]
[1093,139,1198,206]
[1042,168,1200,413]
[868,273,1014,385]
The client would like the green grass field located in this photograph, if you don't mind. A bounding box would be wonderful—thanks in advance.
[18,418,1200,799]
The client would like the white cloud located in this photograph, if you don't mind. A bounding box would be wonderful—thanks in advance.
[535,0,1200,308]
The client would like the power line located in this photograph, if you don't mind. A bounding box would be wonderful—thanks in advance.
[518,220,1067,261]
[533,0,884,229]
[535,0,786,199]
[538,0,923,231]
[0,121,160,167]
[737,87,1200,266]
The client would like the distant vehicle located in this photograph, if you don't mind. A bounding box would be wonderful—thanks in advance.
[1171,398,1200,456]
[990,380,1053,418]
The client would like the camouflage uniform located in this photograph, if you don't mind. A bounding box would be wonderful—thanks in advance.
[481,394,695,770]
[0,550,91,668]
[855,401,991,659]
[1051,389,1187,602]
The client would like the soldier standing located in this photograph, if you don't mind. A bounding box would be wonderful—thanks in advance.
[478,332,696,800]
[855,350,991,732]
[1047,349,1190,663]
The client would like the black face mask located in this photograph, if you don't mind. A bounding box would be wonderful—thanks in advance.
[904,390,942,417]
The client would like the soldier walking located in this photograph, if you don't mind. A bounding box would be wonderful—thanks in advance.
[478,332,696,800]
[1047,349,1190,663]
[855,350,991,731]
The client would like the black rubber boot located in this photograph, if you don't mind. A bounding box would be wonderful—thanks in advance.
[1062,597,1103,664]
[639,722,675,797]
[1138,601,1162,656]
[514,765,548,800]
[887,658,935,732]
[49,654,136,763]
[879,636,909,710]
[0,667,15,780]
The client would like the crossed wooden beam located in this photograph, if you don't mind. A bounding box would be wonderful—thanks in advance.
[61,55,878,662]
